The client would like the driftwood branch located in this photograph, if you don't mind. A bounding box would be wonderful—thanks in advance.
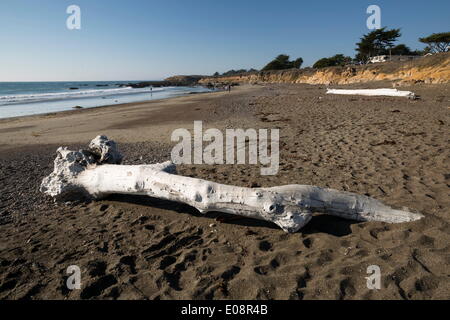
[40,136,423,233]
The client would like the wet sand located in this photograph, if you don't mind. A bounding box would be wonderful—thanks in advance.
[0,83,449,299]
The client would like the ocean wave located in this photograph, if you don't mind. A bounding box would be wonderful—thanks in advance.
[0,86,164,105]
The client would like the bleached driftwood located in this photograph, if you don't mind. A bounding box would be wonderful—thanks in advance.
[40,136,423,233]
[327,88,416,99]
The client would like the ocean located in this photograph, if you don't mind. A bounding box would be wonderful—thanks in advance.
[0,81,212,119]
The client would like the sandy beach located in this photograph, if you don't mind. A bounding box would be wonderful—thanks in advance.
[0,82,449,299]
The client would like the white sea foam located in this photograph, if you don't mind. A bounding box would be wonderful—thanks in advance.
[0,85,211,119]
[0,86,165,105]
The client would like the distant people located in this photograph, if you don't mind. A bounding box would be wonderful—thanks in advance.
[228,84,231,92]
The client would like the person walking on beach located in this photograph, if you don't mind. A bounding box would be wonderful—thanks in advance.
[227,84,231,92]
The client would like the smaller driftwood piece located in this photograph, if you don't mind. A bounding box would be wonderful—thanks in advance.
[40,136,423,233]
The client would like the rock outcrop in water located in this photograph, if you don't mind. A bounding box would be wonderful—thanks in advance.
[164,75,205,86]
[119,75,206,89]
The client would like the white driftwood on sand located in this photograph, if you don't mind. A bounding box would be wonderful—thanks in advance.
[326,88,416,99]
[40,136,423,233]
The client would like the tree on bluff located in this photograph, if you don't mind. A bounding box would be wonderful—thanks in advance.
[355,27,401,62]
[419,32,450,53]
[261,54,303,71]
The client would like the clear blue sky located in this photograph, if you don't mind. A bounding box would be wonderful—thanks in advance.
[0,0,448,81]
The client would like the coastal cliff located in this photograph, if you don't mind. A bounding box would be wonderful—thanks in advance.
[199,52,450,86]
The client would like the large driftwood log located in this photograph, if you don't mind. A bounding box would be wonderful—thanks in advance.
[40,136,423,233]
[326,88,416,99]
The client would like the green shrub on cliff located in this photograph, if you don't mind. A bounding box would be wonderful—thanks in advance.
[388,44,422,56]
[215,69,259,77]
[261,54,303,71]
[222,69,248,76]
[313,54,352,69]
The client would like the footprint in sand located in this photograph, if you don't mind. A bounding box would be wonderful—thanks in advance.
[80,275,117,299]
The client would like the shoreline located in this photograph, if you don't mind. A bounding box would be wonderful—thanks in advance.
[0,88,217,123]
[0,84,255,151]
[0,86,215,121]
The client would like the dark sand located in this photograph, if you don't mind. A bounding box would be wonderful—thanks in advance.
[0,83,449,299]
